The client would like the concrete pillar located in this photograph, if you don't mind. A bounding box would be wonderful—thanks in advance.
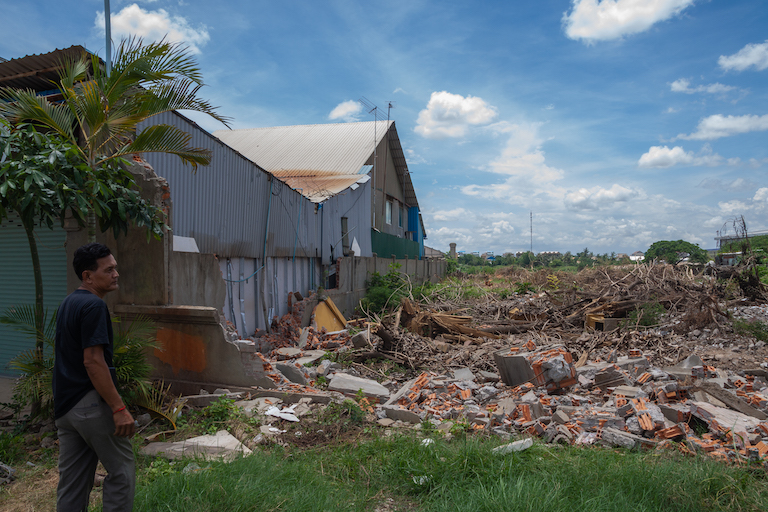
[449,243,457,259]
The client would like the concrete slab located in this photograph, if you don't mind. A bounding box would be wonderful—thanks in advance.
[140,430,252,461]
[328,373,390,400]
[275,363,308,385]
[295,350,326,367]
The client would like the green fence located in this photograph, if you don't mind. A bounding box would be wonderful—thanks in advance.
[371,230,420,259]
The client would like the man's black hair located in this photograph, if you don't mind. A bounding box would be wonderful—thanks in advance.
[73,243,112,281]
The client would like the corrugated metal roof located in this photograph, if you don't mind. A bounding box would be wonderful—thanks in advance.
[214,121,389,175]
[213,121,419,207]
[0,46,92,92]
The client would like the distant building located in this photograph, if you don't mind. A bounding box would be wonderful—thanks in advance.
[629,251,645,262]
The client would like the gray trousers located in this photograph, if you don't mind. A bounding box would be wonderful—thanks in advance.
[55,389,135,512]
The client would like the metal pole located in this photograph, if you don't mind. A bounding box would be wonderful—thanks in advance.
[104,0,112,76]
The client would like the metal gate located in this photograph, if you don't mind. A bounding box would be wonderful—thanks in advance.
[0,213,67,376]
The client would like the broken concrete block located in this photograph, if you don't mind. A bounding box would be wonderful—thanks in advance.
[182,392,243,408]
[234,397,283,416]
[478,371,500,383]
[275,362,308,385]
[140,430,252,461]
[612,386,644,399]
[552,410,570,424]
[381,405,422,424]
[594,366,629,390]
[451,368,476,382]
[275,347,303,360]
[599,427,656,450]
[295,350,326,367]
[328,373,390,400]
[493,349,536,387]
[492,438,534,454]
[351,330,372,348]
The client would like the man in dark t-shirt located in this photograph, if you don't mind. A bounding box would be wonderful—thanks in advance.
[53,243,135,512]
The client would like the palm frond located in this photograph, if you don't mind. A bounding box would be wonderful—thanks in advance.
[116,124,212,168]
[0,88,76,143]
[140,80,231,127]
[0,304,56,343]
[133,380,186,430]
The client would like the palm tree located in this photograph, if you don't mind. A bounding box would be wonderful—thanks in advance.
[0,37,230,239]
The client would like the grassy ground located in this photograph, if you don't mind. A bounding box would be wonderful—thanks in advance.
[131,434,768,512]
[3,408,768,512]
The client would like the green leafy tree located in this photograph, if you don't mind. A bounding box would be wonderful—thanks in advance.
[0,122,167,415]
[645,240,709,265]
[0,37,230,240]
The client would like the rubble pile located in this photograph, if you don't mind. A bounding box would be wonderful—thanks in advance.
[165,264,768,465]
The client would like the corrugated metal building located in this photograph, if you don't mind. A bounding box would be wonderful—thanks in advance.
[136,112,375,335]
[214,121,425,260]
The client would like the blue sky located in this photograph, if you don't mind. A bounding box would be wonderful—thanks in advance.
[2,0,767,255]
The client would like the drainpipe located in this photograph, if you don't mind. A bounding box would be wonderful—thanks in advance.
[293,189,303,294]
[261,177,273,332]
[239,257,247,336]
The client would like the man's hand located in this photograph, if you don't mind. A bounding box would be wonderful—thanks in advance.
[113,408,136,437]
[84,345,136,437]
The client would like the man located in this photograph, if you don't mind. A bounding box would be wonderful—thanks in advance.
[53,243,135,512]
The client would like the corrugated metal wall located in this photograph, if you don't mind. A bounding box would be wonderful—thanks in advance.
[0,213,67,376]
[219,256,320,335]
[137,112,321,259]
[318,180,373,264]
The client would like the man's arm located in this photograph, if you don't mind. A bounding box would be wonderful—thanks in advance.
[83,345,135,437]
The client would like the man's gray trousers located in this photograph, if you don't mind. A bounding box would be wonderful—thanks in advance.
[55,389,135,512]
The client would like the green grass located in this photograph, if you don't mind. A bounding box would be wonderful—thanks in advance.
[733,319,768,342]
[133,434,768,512]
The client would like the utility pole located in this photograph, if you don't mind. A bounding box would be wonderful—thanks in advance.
[530,211,533,254]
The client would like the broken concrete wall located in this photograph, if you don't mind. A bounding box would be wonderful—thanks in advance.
[64,158,172,310]
[171,251,226,308]
[64,160,271,391]
[326,255,447,317]
[114,304,266,394]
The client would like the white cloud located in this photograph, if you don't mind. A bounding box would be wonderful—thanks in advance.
[754,188,768,202]
[95,4,209,54]
[461,123,566,203]
[719,40,768,72]
[328,100,363,122]
[638,145,723,167]
[718,200,748,213]
[677,114,768,140]
[669,78,736,94]
[432,208,468,222]
[414,91,497,139]
[562,0,697,43]
[564,184,639,210]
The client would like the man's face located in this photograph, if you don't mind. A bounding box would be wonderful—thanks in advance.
[83,255,119,297]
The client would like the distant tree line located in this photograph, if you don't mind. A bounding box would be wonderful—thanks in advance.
[455,247,631,270]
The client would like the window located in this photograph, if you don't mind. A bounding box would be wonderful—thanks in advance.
[385,200,392,225]
[341,217,350,256]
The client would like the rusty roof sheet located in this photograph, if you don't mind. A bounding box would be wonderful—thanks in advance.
[0,46,92,92]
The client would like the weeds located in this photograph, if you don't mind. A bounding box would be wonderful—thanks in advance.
[733,319,768,342]
[361,263,408,313]
[624,301,666,328]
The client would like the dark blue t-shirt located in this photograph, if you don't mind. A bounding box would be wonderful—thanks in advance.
[53,289,114,419]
